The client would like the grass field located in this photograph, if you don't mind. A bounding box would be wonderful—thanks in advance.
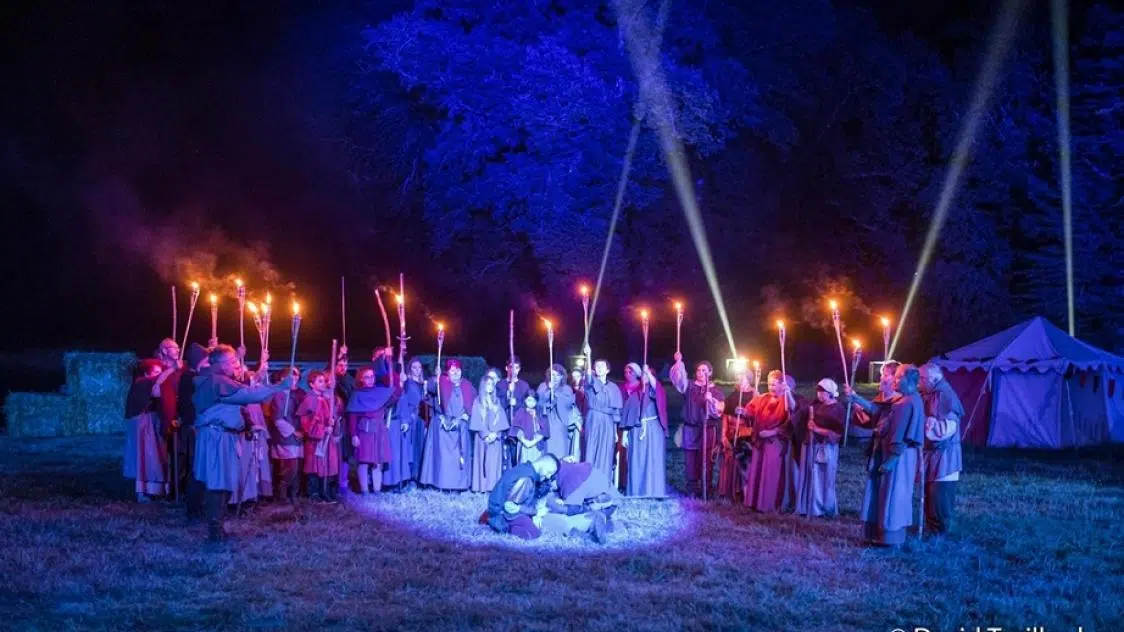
[0,434,1121,631]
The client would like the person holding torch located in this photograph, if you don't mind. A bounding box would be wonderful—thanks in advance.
[669,353,726,499]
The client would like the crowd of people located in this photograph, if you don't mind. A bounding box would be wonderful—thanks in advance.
[123,338,964,547]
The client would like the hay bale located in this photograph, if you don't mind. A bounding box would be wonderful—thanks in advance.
[411,355,491,386]
[3,392,78,437]
[64,352,137,399]
[76,395,127,435]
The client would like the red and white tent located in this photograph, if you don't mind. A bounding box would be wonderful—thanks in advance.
[931,317,1124,448]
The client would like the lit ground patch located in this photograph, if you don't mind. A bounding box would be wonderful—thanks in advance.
[347,487,696,552]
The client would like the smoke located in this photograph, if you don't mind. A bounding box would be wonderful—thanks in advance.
[87,177,294,302]
[760,271,873,337]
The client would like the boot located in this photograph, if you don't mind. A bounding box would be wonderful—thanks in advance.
[339,462,350,496]
[324,477,339,503]
[308,475,323,502]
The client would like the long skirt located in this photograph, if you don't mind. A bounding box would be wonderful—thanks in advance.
[470,434,504,493]
[193,426,241,493]
[230,431,272,504]
[303,435,341,477]
[744,436,789,512]
[794,439,839,517]
[861,447,919,546]
[545,415,569,459]
[385,417,418,486]
[355,418,393,465]
[418,421,471,491]
[627,422,666,498]
[718,438,751,501]
[584,412,617,479]
[410,417,426,480]
[123,413,168,496]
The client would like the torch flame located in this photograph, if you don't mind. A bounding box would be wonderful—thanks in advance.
[579,284,589,297]
[248,302,259,315]
[265,292,272,305]
[776,319,785,330]
[261,303,270,316]
[209,293,217,305]
[292,301,300,315]
[191,281,200,291]
[674,301,683,312]
[543,318,553,331]
[852,338,862,350]
[640,308,649,320]
[437,322,445,332]
[752,360,761,370]
[234,278,243,288]
[829,299,838,311]
[881,316,891,328]
[395,293,404,306]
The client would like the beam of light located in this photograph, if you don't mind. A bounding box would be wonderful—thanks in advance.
[615,0,737,358]
[1051,0,1075,336]
[585,0,671,351]
[890,0,1026,358]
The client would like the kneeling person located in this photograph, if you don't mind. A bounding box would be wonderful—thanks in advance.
[483,454,560,540]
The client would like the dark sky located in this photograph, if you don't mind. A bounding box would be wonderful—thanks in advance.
[0,0,1053,359]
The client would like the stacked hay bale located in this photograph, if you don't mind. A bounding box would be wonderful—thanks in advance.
[3,352,136,437]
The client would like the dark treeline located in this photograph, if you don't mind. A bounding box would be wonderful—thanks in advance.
[2,0,1121,375]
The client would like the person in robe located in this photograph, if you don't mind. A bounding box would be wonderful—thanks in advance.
[793,379,846,517]
[123,359,172,502]
[582,359,623,480]
[176,343,209,518]
[298,370,343,503]
[497,356,531,469]
[847,364,925,547]
[719,371,756,503]
[743,371,796,512]
[469,369,510,493]
[512,392,548,463]
[419,359,475,491]
[267,367,305,504]
[230,359,273,507]
[536,364,578,460]
[622,363,668,498]
[386,358,426,490]
[571,367,588,417]
[347,366,401,494]
[333,350,357,496]
[193,345,288,541]
[154,339,184,499]
[482,454,560,540]
[919,363,965,536]
[670,354,726,498]
[537,460,617,543]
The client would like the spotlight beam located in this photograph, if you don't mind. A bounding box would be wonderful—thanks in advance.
[1051,0,1075,336]
[585,0,671,350]
[890,0,1026,358]
[615,0,738,358]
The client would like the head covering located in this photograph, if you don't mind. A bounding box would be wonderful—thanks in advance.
[816,378,839,398]
[446,358,462,370]
[137,358,163,377]
[184,343,208,371]
[625,362,642,379]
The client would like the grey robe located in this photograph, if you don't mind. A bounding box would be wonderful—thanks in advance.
[537,382,577,459]
[860,393,924,545]
[583,379,623,479]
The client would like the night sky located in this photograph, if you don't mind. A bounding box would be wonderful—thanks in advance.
[3,0,1120,377]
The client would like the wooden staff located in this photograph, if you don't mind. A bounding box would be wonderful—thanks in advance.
[777,320,787,386]
[281,302,302,425]
[317,339,339,459]
[340,276,347,348]
[236,279,246,351]
[171,285,177,341]
[843,340,862,447]
[374,288,392,351]
[674,301,684,356]
[579,284,590,364]
[752,360,762,393]
[803,403,816,520]
[209,294,218,343]
[640,309,650,368]
[830,300,850,385]
[507,309,516,461]
[397,273,407,374]
[179,282,200,361]
[261,299,272,358]
[435,323,445,408]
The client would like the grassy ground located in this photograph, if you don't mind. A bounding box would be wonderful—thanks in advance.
[0,435,1122,631]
